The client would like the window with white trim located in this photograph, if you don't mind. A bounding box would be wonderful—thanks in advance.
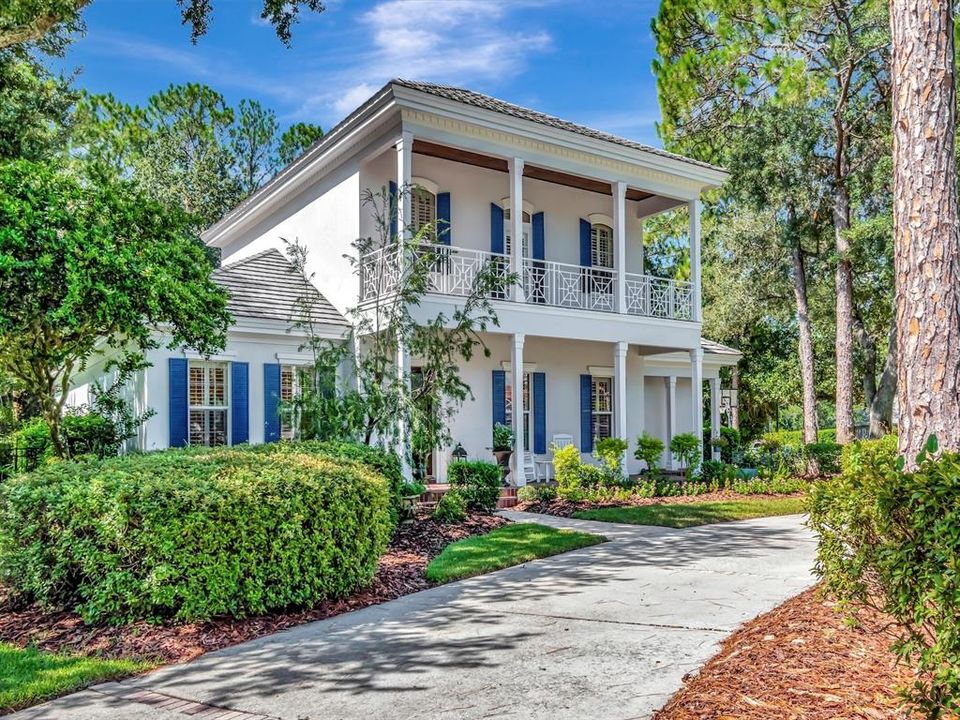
[188,361,228,447]
[503,208,531,258]
[591,376,613,442]
[591,224,614,268]
[411,186,436,240]
[505,372,532,452]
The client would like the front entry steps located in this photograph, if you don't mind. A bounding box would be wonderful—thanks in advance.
[419,484,519,511]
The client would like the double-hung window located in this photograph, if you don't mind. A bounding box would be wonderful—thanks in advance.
[188,361,228,447]
[591,376,613,442]
[505,372,532,452]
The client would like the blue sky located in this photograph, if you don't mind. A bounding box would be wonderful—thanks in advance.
[52,0,666,146]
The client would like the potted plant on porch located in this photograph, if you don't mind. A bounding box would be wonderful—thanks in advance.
[492,422,514,483]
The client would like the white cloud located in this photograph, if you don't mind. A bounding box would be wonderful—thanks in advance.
[302,0,553,122]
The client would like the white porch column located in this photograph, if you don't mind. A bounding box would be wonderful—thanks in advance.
[510,333,526,485]
[509,157,525,302]
[688,198,702,322]
[666,376,677,470]
[613,181,627,314]
[396,339,412,480]
[614,340,628,471]
[691,347,704,462]
[396,130,413,236]
[709,376,721,461]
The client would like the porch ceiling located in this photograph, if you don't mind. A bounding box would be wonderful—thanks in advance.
[412,139,655,202]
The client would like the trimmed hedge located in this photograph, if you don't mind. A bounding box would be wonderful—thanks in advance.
[809,435,959,715]
[760,428,836,451]
[0,445,392,624]
[448,459,501,512]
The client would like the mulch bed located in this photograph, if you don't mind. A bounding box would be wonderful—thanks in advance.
[0,512,507,665]
[653,585,921,720]
[516,491,805,517]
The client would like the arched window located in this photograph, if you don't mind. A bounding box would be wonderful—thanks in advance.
[501,198,535,257]
[591,224,613,268]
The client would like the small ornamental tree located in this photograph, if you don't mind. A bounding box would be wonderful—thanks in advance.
[0,159,230,456]
[635,431,666,475]
[670,432,701,477]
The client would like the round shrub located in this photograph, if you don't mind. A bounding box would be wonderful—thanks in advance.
[433,489,467,523]
[448,459,501,512]
[0,446,392,624]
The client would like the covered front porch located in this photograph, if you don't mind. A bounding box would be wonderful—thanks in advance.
[412,333,741,484]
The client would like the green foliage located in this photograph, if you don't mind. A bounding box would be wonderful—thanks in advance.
[447,460,501,513]
[492,422,514,452]
[669,432,701,476]
[0,159,230,457]
[594,437,628,483]
[0,51,75,162]
[0,444,392,623]
[803,441,842,476]
[809,437,960,716]
[400,481,426,497]
[714,426,743,463]
[278,122,324,165]
[553,443,584,499]
[424,523,604,584]
[634,431,666,473]
[517,484,557,503]
[432,489,467,524]
[762,428,837,451]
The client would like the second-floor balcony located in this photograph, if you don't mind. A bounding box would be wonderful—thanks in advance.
[359,244,695,321]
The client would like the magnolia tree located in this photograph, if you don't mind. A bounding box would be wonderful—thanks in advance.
[0,159,230,456]
[284,186,517,472]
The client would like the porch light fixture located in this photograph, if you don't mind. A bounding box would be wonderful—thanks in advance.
[452,443,468,461]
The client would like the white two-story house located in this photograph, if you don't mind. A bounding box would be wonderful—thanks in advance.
[69,80,741,480]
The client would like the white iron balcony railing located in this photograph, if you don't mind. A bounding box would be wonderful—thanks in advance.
[359,243,695,321]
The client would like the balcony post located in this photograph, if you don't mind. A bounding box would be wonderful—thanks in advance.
[396,130,413,238]
[509,157,525,302]
[396,338,412,481]
[613,181,627,313]
[688,198,702,322]
[511,333,526,485]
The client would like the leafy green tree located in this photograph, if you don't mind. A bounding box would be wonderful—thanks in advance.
[0,49,75,161]
[278,122,324,166]
[1,0,324,50]
[653,0,890,444]
[231,99,280,194]
[0,159,230,456]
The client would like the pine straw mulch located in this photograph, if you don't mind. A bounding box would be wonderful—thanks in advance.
[653,585,927,720]
[0,512,507,665]
[515,490,806,517]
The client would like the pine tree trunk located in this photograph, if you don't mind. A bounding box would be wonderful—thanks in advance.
[890,0,960,463]
[834,178,856,445]
[869,323,897,437]
[792,243,819,445]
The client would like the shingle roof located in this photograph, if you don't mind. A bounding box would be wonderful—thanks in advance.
[205,79,724,242]
[212,249,348,327]
[701,338,742,357]
[392,79,724,173]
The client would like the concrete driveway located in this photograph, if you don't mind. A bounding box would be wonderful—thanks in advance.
[12,512,817,720]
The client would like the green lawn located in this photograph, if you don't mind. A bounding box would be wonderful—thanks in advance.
[0,643,150,714]
[572,496,807,528]
[425,523,605,583]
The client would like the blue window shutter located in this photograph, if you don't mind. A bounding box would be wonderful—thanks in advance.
[580,218,592,267]
[263,363,281,443]
[533,372,546,454]
[169,358,188,448]
[490,203,505,253]
[532,212,545,260]
[231,362,249,445]
[492,370,507,427]
[389,181,398,240]
[580,374,593,453]
[437,192,452,245]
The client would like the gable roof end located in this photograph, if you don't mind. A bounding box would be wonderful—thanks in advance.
[212,248,348,327]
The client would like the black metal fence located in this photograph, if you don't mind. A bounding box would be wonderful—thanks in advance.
[0,444,43,481]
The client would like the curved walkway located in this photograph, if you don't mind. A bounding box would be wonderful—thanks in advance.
[13,513,817,720]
